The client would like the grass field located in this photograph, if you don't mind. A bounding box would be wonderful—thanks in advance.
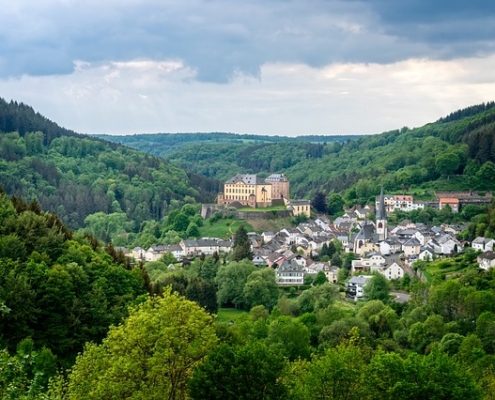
[216,308,249,323]
[237,205,287,212]
[198,218,253,238]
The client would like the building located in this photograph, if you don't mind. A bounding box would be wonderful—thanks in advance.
[478,251,495,270]
[380,263,404,280]
[217,173,289,208]
[287,199,311,218]
[265,173,290,200]
[346,275,373,301]
[436,191,493,213]
[472,237,495,252]
[276,259,306,286]
[376,187,388,241]
[376,194,425,213]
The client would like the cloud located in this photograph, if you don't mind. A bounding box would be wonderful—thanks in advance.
[1,0,494,82]
[1,55,494,135]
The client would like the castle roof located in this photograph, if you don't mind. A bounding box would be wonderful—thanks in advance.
[265,173,288,183]
[225,174,260,185]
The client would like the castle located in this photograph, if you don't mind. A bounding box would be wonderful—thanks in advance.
[216,173,310,217]
[217,173,290,208]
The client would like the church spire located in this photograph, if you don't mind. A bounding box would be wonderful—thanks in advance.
[377,186,386,220]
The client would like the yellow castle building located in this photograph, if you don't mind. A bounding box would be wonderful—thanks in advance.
[217,173,289,208]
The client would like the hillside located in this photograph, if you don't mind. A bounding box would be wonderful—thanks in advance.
[101,103,495,203]
[0,98,214,231]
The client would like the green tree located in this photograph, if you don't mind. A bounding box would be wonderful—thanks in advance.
[232,225,253,261]
[216,261,256,309]
[267,316,310,361]
[243,268,279,310]
[189,342,287,400]
[65,291,217,400]
[364,273,390,303]
[327,193,344,216]
[311,192,327,213]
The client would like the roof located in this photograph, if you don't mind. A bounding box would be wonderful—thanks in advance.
[355,223,375,241]
[479,251,495,260]
[277,259,305,273]
[265,173,288,183]
[291,199,311,206]
[225,174,260,185]
[404,238,420,246]
[348,275,373,286]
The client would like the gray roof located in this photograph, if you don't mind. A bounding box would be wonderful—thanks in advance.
[225,174,259,185]
[348,275,373,285]
[355,223,375,241]
[278,259,305,273]
[404,238,420,246]
[265,173,288,183]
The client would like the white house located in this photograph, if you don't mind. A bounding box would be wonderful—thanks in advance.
[380,262,404,280]
[346,275,373,301]
[379,239,402,256]
[276,259,306,286]
[436,234,461,255]
[403,238,421,257]
[472,237,495,252]
[478,251,495,271]
[418,248,434,261]
[131,247,145,260]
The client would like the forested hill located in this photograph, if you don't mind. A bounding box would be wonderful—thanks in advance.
[98,132,362,157]
[0,98,213,229]
[102,102,495,203]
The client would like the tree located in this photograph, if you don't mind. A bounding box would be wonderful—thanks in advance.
[267,316,311,360]
[327,193,344,216]
[311,192,327,213]
[64,291,217,400]
[284,344,367,400]
[243,268,279,310]
[313,271,328,286]
[186,222,200,238]
[232,225,253,261]
[189,342,287,400]
[365,273,390,303]
[216,261,256,309]
[366,351,481,400]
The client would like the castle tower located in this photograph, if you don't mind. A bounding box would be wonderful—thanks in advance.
[376,186,388,241]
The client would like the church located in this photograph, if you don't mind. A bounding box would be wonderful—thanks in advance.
[353,187,388,254]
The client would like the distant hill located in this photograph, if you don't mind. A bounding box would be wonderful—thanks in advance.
[100,103,495,203]
[0,97,216,229]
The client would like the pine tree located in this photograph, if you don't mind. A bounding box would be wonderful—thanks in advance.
[232,225,253,261]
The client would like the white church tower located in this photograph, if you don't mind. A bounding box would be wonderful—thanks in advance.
[376,186,388,241]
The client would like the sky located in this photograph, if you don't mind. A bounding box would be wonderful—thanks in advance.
[0,0,495,135]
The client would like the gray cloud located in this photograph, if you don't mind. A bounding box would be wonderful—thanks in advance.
[1,0,494,82]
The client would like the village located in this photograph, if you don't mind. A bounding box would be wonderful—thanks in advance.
[124,173,495,301]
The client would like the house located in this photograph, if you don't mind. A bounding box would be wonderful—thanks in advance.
[472,237,495,252]
[131,247,145,260]
[346,275,373,301]
[379,238,402,255]
[436,234,461,255]
[351,254,386,274]
[478,251,495,271]
[262,231,275,243]
[287,199,311,218]
[403,238,421,257]
[276,259,306,286]
[380,262,404,280]
[252,255,267,266]
[376,194,425,213]
[180,238,232,256]
[418,247,434,261]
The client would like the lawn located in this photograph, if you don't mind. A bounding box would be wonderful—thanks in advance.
[216,308,249,323]
[198,218,253,239]
[237,205,288,212]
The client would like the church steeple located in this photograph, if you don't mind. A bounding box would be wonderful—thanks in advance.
[376,186,388,240]
[377,186,386,220]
